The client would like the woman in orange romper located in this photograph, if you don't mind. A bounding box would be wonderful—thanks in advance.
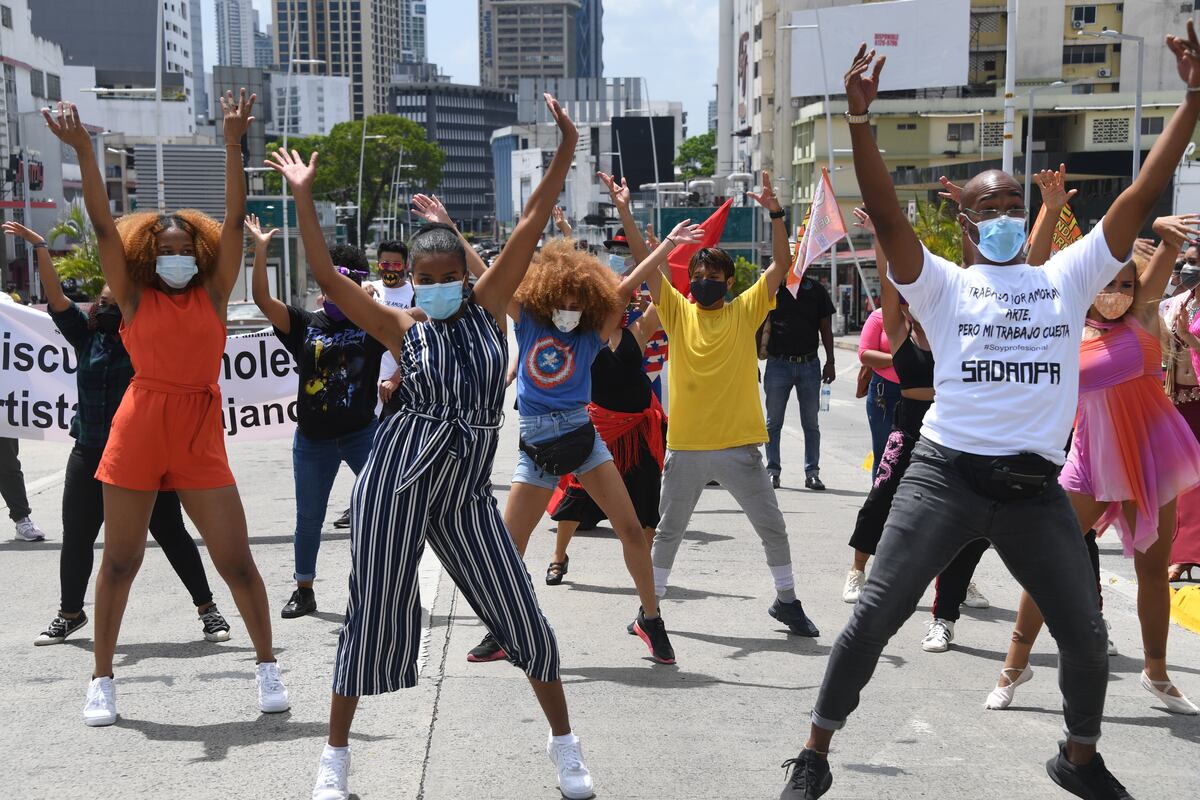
[44,94,288,727]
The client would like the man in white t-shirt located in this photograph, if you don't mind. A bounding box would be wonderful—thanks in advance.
[779,36,1200,800]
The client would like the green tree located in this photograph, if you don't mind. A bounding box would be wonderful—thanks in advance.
[49,204,104,297]
[912,200,962,263]
[732,255,758,296]
[268,116,444,246]
[674,130,715,181]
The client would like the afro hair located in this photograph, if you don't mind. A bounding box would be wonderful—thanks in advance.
[115,210,221,287]
[515,238,624,333]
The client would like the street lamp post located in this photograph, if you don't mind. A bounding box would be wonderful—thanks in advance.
[357,133,385,246]
[1079,28,1144,179]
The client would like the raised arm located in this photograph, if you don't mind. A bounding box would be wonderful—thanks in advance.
[552,206,573,238]
[1105,23,1200,258]
[3,222,69,311]
[629,302,661,352]
[844,46,924,284]
[746,170,791,295]
[213,90,256,300]
[245,214,290,332]
[1026,164,1077,267]
[604,219,704,338]
[598,172,651,264]
[42,103,131,310]
[473,94,578,322]
[1140,215,1200,320]
[267,148,413,354]
[854,207,904,348]
[411,193,488,279]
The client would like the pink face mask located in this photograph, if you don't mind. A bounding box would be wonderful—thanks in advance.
[1093,291,1133,320]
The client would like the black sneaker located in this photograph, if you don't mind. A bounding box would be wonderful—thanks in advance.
[771,474,781,490]
[199,605,231,642]
[467,632,507,663]
[779,750,832,799]
[632,608,675,664]
[333,508,352,529]
[281,588,317,619]
[1046,743,1134,799]
[34,611,88,646]
[805,475,826,491]
[770,599,820,637]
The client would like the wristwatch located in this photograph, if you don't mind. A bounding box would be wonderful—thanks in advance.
[769,208,787,220]
[844,111,871,125]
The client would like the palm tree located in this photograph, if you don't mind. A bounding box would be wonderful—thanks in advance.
[49,203,104,297]
[912,200,962,263]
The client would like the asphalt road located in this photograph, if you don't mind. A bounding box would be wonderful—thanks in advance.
[3,354,1199,799]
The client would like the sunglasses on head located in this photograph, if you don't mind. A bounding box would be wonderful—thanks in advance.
[336,266,370,284]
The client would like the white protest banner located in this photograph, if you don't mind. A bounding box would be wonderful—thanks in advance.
[0,301,301,442]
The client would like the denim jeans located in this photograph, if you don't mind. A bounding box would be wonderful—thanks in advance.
[813,439,1109,744]
[764,356,822,478]
[865,374,902,479]
[293,419,379,581]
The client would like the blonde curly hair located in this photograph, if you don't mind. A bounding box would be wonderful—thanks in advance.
[115,210,222,287]
[515,238,624,332]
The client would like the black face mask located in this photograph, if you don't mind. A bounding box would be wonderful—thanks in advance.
[93,304,122,335]
[690,278,728,307]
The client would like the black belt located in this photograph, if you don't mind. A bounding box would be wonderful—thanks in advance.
[771,352,819,364]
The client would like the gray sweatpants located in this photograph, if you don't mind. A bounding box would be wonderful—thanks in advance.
[652,445,794,597]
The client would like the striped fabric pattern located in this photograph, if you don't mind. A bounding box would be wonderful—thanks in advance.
[332,300,560,696]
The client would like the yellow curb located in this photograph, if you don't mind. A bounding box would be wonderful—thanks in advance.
[1170,585,1200,635]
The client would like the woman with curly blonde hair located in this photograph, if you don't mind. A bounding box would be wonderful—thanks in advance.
[43,92,288,729]
[462,219,703,667]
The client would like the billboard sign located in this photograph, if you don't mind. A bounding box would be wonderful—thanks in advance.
[790,0,969,97]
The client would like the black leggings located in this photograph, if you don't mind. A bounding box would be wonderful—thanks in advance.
[0,437,32,521]
[60,443,213,614]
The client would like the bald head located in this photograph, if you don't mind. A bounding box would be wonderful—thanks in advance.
[960,170,1024,211]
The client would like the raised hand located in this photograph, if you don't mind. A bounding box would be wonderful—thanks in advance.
[1167,19,1200,89]
[665,219,705,246]
[645,223,660,249]
[266,147,318,192]
[221,88,257,143]
[411,193,453,226]
[1133,237,1157,263]
[747,170,783,213]
[42,101,92,152]
[1153,213,1200,248]
[1,221,45,245]
[844,43,885,116]
[543,92,577,141]
[852,207,876,236]
[597,172,632,207]
[552,205,566,225]
[937,176,963,206]
[1034,163,1077,212]
[244,214,278,247]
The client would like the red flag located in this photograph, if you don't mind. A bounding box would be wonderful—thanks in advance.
[667,198,734,294]
[791,168,847,290]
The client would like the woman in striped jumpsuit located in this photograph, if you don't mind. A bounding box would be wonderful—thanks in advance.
[269,94,594,800]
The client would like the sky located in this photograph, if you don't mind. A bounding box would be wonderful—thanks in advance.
[200,0,716,139]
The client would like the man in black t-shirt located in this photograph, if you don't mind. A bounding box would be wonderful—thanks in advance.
[760,277,836,491]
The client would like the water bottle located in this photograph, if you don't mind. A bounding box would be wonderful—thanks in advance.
[820,384,831,412]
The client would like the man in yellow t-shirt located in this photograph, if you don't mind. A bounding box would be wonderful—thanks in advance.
[645,171,819,638]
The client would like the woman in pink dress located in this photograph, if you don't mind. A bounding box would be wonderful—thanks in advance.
[988,214,1200,716]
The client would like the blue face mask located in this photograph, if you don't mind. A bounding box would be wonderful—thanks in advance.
[155,255,199,289]
[971,215,1027,263]
[414,280,465,320]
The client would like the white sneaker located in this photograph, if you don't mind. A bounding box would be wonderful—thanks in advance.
[921,618,954,653]
[256,661,290,713]
[83,676,117,726]
[15,516,45,541]
[985,665,1033,710]
[1140,671,1200,715]
[312,744,351,800]
[961,582,990,609]
[547,733,594,800]
[842,569,865,604]
[1104,618,1118,656]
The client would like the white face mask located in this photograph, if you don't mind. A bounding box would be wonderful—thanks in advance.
[155,255,198,289]
[552,308,582,333]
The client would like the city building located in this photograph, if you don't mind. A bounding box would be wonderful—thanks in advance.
[576,0,603,78]
[190,0,207,123]
[274,0,412,118]
[30,0,198,124]
[708,98,718,133]
[217,0,256,67]
[271,72,353,137]
[389,62,516,234]
[254,24,274,69]
[479,0,582,92]
[400,0,428,65]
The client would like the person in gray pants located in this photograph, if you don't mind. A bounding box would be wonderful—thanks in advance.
[644,170,818,639]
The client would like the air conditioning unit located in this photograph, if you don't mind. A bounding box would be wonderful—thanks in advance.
[1098,68,1112,78]
[1072,20,1085,29]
